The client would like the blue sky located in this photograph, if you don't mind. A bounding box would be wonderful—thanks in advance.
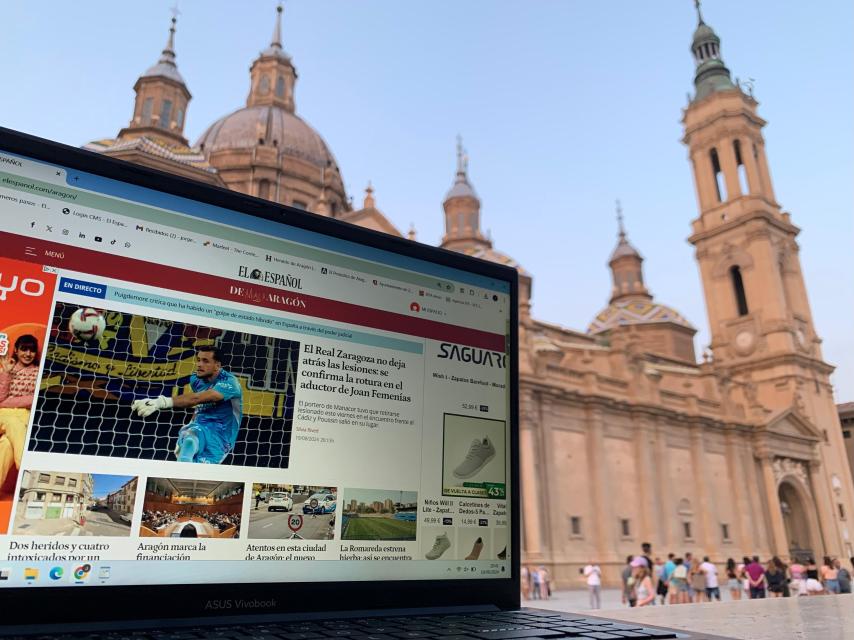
[92,474,135,499]
[3,1,852,399]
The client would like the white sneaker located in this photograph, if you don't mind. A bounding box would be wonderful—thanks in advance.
[453,437,496,479]
[426,533,451,560]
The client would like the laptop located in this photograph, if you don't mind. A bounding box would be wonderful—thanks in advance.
[0,128,720,639]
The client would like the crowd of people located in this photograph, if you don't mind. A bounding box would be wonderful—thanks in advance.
[530,542,854,609]
[141,509,241,533]
[521,565,553,600]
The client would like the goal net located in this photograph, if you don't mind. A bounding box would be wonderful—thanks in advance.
[28,302,299,468]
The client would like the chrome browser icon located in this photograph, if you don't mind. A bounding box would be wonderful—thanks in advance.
[73,564,92,583]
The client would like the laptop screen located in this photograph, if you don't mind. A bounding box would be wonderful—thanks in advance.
[0,142,514,589]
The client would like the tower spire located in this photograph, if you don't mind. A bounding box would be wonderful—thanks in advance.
[616,199,626,240]
[142,10,185,83]
[445,136,478,201]
[689,3,735,101]
[119,8,191,144]
[441,136,488,250]
[271,2,283,52]
[248,2,296,111]
[456,134,468,177]
[607,201,649,303]
[261,2,288,58]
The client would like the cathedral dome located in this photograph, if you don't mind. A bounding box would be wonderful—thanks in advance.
[588,298,694,335]
[195,105,337,169]
[456,245,528,275]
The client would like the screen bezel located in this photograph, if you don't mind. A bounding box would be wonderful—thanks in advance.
[0,127,520,626]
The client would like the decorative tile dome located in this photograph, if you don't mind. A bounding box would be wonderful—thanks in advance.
[588,298,694,335]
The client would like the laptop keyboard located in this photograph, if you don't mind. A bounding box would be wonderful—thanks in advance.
[5,609,692,640]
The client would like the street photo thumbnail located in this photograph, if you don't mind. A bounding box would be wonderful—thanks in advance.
[341,488,417,541]
[442,413,506,499]
[248,483,337,540]
[28,302,300,468]
[140,477,243,538]
[12,471,137,537]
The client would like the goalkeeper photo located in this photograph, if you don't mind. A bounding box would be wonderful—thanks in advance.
[132,346,243,464]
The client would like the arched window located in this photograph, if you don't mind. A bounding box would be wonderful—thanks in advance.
[258,179,270,200]
[730,265,749,316]
[159,100,173,129]
[275,76,285,98]
[141,97,153,125]
[733,139,749,194]
[710,147,726,202]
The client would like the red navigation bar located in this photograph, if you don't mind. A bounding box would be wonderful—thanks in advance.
[1,232,505,352]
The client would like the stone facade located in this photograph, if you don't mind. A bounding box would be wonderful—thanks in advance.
[106,477,138,518]
[838,403,854,492]
[17,471,93,521]
[88,7,854,586]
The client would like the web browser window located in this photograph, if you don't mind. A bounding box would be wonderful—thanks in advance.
[0,150,512,588]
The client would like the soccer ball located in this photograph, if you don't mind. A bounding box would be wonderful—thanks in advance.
[69,308,106,342]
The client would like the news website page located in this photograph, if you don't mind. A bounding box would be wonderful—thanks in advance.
[0,151,511,588]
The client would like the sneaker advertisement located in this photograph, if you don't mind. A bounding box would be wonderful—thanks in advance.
[441,414,506,499]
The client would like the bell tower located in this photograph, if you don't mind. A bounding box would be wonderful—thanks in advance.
[119,12,191,146]
[684,3,854,558]
[683,5,815,371]
[440,137,490,252]
[246,4,297,113]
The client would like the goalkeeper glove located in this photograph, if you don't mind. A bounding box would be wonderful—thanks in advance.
[132,395,173,418]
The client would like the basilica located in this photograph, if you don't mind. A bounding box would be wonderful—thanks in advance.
[88,6,854,585]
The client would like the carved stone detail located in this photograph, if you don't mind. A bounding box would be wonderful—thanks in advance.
[772,457,808,488]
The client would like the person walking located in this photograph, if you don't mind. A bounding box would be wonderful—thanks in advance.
[662,553,676,604]
[538,566,551,600]
[834,559,851,594]
[635,566,656,607]
[765,559,785,598]
[521,565,531,600]
[821,556,840,594]
[725,558,741,601]
[699,556,720,602]
[640,543,656,603]
[655,557,669,605]
[583,561,602,610]
[531,565,542,600]
[745,556,766,599]
[669,558,689,604]
[740,556,751,598]
[773,556,791,597]
[789,558,806,596]
[684,552,697,602]
[805,558,824,595]
[688,554,706,603]
[621,556,637,608]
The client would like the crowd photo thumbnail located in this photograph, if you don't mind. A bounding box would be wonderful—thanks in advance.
[139,477,243,538]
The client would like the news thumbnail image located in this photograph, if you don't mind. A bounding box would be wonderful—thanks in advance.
[0,256,56,533]
[28,302,300,468]
[140,477,243,538]
[341,488,417,541]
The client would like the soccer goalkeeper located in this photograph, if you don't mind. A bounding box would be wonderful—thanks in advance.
[132,345,243,464]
